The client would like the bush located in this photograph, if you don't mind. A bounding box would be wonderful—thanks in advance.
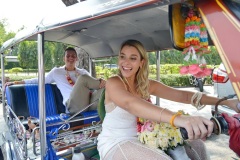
[158,74,190,87]
[150,74,212,87]
[5,64,214,87]
[9,67,23,75]
[96,66,118,79]
[6,75,36,81]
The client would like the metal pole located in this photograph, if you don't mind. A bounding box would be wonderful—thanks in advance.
[38,33,47,159]
[156,51,161,106]
[89,57,92,76]
[1,52,5,119]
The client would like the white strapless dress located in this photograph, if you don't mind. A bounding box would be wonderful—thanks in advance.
[97,103,137,157]
[97,103,172,160]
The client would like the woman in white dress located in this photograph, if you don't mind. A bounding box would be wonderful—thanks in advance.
[97,39,239,160]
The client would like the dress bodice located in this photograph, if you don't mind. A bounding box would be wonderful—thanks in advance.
[97,103,138,159]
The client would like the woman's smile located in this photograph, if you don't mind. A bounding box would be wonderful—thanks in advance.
[118,45,143,77]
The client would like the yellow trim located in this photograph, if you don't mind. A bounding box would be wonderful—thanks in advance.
[222,12,240,32]
[211,28,236,77]
[198,9,227,68]
[232,82,240,99]
[198,8,236,77]
[216,0,240,32]
[199,0,240,100]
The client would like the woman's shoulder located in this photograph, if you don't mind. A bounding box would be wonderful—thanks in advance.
[107,75,122,82]
[106,75,127,89]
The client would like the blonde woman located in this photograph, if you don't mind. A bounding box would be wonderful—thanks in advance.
[97,39,239,160]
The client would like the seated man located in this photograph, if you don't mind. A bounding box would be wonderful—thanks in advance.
[5,47,105,115]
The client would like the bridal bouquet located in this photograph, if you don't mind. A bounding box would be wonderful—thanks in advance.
[137,110,188,151]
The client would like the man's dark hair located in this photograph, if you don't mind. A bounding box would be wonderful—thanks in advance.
[64,47,77,54]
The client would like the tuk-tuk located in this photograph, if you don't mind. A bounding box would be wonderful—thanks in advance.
[0,0,239,159]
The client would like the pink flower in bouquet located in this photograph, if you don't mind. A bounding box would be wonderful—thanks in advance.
[179,66,189,75]
[141,120,154,132]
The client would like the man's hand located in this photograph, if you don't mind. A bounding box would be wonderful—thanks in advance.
[221,113,240,157]
[5,82,14,86]
[3,82,15,92]
[99,78,106,89]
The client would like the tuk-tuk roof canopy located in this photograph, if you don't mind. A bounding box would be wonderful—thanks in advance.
[0,0,182,58]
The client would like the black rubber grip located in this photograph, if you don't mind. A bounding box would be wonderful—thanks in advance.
[180,127,188,140]
[180,125,208,140]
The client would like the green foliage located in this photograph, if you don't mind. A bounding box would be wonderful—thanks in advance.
[18,41,38,69]
[103,69,112,79]
[17,41,66,70]
[9,67,23,75]
[160,64,182,74]
[44,42,54,70]
[95,66,104,77]
[0,19,220,87]
[95,66,118,79]
[149,64,182,75]
[6,75,36,81]
[7,72,212,87]
[149,74,212,87]
[20,68,51,73]
[149,65,157,75]
[158,74,191,87]
[154,47,221,65]
[51,42,66,67]
[203,46,222,65]
[0,19,16,48]
[148,52,156,64]
[0,19,16,67]
[94,56,118,67]
[5,63,214,86]
[5,62,20,69]
[94,63,213,87]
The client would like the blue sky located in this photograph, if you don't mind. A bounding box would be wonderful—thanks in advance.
[0,0,65,32]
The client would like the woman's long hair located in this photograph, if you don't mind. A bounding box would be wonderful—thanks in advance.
[118,39,150,99]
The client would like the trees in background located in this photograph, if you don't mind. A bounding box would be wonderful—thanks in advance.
[1,19,221,72]
[18,41,37,71]
[0,19,15,47]
[0,19,16,68]
[17,41,67,72]
[0,20,66,71]
[148,47,221,65]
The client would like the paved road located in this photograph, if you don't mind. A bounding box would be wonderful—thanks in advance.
[0,85,239,159]
[150,85,238,160]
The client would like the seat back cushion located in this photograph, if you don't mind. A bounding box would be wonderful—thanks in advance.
[25,84,57,117]
[6,84,30,118]
[6,84,64,118]
[50,84,65,114]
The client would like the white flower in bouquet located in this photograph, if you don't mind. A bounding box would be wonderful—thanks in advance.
[137,110,187,152]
